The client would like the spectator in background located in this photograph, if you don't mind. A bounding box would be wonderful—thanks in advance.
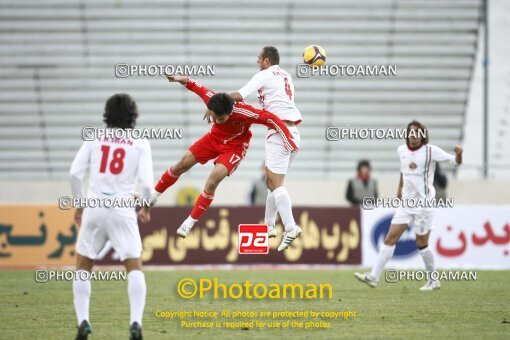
[346,160,378,205]
[249,163,268,205]
[433,163,448,201]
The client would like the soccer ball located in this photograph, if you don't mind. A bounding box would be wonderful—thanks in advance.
[303,45,326,67]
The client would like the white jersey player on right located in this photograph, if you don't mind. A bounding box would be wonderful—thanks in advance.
[70,94,153,340]
[229,46,302,251]
[355,120,463,291]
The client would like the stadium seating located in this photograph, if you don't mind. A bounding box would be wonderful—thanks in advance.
[0,0,482,179]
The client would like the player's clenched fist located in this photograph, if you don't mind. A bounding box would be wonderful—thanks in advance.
[454,145,463,155]
[165,74,189,84]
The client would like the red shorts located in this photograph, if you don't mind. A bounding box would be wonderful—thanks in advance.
[188,133,249,175]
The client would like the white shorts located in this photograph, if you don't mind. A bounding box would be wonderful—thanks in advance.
[391,208,435,236]
[265,126,300,174]
[76,207,142,261]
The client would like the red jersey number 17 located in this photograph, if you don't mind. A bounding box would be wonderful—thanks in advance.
[229,154,241,165]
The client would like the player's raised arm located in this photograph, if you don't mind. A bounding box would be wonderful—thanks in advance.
[165,74,190,84]
[430,144,463,166]
[166,75,215,122]
[230,71,268,102]
[165,74,215,106]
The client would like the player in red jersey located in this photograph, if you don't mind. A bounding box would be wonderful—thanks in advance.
[151,75,298,237]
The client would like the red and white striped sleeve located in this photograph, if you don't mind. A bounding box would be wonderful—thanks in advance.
[185,78,215,105]
[233,104,298,152]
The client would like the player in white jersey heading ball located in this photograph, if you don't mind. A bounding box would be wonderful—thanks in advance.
[355,120,463,291]
[70,94,153,340]
[228,46,302,251]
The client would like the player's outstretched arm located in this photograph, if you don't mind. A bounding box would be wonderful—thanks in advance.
[252,110,298,152]
[167,75,216,106]
[165,74,189,85]
[233,71,267,101]
[430,144,463,166]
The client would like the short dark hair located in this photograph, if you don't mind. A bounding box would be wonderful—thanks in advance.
[357,159,371,172]
[406,120,429,146]
[261,46,280,65]
[103,94,138,129]
[207,93,234,116]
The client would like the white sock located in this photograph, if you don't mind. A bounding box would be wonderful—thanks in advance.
[151,189,161,200]
[128,270,146,325]
[272,186,296,231]
[370,244,396,280]
[264,190,278,227]
[420,247,435,276]
[73,270,91,326]
[186,216,198,224]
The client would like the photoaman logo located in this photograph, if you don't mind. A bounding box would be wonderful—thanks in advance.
[176,278,333,299]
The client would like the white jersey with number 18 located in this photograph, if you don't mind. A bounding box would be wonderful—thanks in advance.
[237,65,302,124]
[70,132,154,202]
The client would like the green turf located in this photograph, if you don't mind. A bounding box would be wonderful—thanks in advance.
[0,269,508,339]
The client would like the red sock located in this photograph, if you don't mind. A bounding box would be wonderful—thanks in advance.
[154,167,180,193]
[190,191,215,220]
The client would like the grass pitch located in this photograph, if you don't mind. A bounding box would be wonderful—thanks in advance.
[0,269,508,339]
